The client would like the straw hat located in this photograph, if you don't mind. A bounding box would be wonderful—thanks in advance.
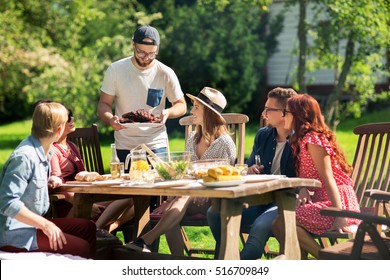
[186,87,227,118]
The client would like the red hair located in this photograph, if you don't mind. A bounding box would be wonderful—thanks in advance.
[287,94,352,174]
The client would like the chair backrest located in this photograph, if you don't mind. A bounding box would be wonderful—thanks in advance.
[351,122,390,210]
[68,124,105,174]
[179,113,249,164]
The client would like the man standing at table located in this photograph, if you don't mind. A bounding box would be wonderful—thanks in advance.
[207,87,297,259]
[98,25,187,161]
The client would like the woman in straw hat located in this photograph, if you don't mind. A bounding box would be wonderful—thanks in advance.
[125,87,236,255]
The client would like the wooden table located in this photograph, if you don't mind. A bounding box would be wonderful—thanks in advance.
[58,177,320,260]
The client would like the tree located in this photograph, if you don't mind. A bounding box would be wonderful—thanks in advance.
[294,0,390,128]
[320,0,390,128]
[146,0,275,118]
[0,0,160,129]
[1,0,280,127]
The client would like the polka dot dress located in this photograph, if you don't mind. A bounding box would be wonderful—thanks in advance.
[295,133,360,235]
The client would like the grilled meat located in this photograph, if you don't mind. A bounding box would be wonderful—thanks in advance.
[120,109,161,123]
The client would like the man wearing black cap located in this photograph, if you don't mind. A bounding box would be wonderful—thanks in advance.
[98,25,187,161]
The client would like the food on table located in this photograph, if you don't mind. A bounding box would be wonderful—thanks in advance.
[75,171,109,182]
[203,166,242,182]
[193,169,208,178]
[119,109,161,124]
[147,151,192,181]
[188,159,230,179]
[154,160,189,180]
[207,167,223,178]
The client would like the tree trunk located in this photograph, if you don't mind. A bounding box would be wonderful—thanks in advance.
[297,0,307,93]
[324,31,355,129]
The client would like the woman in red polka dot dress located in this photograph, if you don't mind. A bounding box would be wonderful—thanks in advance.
[272,94,360,259]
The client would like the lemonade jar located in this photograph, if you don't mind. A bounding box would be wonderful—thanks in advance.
[128,149,149,183]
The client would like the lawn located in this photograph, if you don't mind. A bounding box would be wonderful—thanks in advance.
[0,109,389,257]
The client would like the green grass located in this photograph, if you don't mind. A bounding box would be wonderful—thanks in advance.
[1,109,389,258]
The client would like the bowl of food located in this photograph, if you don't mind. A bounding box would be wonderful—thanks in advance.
[188,158,230,179]
[147,151,192,180]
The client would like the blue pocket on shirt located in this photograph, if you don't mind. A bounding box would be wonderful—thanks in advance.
[147,88,163,107]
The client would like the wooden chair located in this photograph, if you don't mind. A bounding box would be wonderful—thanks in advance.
[68,125,135,230]
[314,122,390,250]
[319,190,390,259]
[179,113,249,164]
[67,124,104,174]
[150,113,249,256]
[47,124,104,218]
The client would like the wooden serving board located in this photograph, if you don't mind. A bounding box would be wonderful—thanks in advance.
[65,179,127,186]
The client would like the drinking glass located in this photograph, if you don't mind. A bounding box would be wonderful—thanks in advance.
[255,155,262,166]
[235,164,248,176]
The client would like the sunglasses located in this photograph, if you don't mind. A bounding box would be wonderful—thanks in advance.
[67,109,73,123]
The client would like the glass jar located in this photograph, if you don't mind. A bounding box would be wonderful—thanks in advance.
[126,149,149,183]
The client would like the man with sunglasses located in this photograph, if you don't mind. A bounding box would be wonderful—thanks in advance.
[207,87,297,260]
[98,25,186,161]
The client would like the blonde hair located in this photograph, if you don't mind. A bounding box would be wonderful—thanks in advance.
[31,102,68,138]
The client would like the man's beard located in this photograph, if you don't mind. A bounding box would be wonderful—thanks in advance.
[135,56,153,68]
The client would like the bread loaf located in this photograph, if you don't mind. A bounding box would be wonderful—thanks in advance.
[75,171,101,182]
[84,172,100,182]
[75,171,90,181]
[203,175,217,182]
[204,166,242,182]
[207,167,223,178]
[219,165,234,175]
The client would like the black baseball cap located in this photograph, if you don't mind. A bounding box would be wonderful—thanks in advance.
[133,25,160,46]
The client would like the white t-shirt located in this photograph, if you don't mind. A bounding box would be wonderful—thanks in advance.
[101,57,184,150]
[270,141,286,175]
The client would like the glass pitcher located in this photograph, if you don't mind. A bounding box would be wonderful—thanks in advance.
[125,148,149,183]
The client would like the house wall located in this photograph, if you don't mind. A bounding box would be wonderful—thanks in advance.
[266,1,388,96]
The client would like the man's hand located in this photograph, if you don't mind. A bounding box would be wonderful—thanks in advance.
[160,109,169,124]
[247,164,264,174]
[109,115,125,131]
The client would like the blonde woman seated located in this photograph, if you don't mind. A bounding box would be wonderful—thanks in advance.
[125,87,236,255]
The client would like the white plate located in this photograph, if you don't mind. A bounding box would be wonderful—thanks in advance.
[200,179,245,188]
[243,174,285,183]
[120,122,163,128]
[153,179,196,188]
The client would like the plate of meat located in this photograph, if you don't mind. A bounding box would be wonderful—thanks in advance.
[119,109,163,128]
[120,122,163,128]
